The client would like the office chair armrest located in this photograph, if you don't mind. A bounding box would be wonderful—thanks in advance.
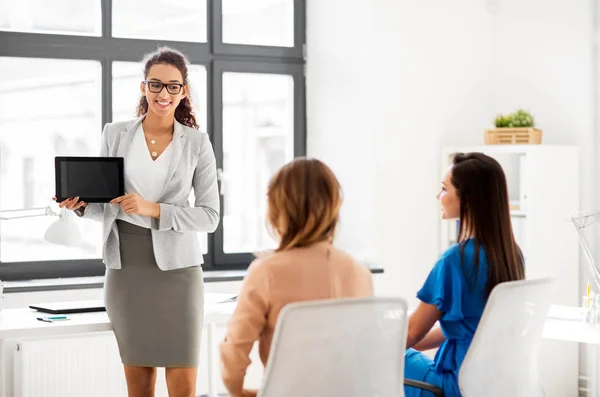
[404,379,445,397]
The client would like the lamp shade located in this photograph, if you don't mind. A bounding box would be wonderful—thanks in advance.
[43,208,84,248]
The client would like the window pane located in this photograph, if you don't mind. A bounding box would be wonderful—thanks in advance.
[112,62,209,254]
[0,57,102,262]
[222,72,294,253]
[112,0,207,42]
[0,0,101,36]
[222,0,294,47]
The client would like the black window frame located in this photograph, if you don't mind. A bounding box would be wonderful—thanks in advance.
[0,0,306,281]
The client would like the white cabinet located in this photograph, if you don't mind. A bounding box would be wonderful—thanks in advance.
[440,145,580,397]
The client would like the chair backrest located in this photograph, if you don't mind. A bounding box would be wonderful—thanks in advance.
[258,297,409,397]
[458,278,555,397]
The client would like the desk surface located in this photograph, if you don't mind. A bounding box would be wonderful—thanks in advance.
[543,305,600,345]
[0,293,237,339]
[2,301,599,345]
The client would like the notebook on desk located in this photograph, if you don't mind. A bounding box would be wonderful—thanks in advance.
[30,300,106,314]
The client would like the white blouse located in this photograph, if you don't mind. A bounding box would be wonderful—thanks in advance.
[116,124,174,228]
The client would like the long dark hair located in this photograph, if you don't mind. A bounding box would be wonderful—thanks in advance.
[451,152,525,295]
[135,46,198,129]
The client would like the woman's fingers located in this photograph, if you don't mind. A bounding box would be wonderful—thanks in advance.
[58,197,80,210]
[66,197,80,210]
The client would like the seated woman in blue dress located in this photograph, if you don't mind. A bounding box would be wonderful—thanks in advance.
[404,152,525,397]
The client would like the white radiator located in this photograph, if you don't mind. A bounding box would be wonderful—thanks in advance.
[11,328,258,397]
[14,333,127,397]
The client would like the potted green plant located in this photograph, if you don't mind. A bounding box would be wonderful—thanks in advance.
[485,109,542,144]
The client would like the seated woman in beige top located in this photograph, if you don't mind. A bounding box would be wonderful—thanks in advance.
[219,158,374,397]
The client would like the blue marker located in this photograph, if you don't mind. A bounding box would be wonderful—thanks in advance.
[37,315,69,323]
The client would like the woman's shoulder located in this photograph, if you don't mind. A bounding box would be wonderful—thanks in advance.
[437,242,469,269]
[246,244,372,287]
[177,124,213,157]
[102,118,140,137]
[277,243,369,273]
[330,246,369,269]
[438,240,485,271]
[106,119,135,130]
[178,122,209,143]
[245,253,279,283]
[441,239,480,257]
[440,243,462,260]
[248,249,288,270]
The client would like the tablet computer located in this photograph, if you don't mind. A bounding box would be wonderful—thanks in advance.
[55,156,124,203]
[30,300,106,314]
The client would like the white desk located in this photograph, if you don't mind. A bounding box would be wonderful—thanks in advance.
[0,293,237,397]
[1,302,597,397]
[543,305,600,345]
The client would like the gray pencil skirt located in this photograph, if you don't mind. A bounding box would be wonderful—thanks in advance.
[104,220,204,368]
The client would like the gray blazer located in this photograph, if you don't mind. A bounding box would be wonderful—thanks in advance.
[79,116,220,270]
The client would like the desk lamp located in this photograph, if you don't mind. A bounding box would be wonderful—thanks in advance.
[568,211,600,291]
[0,202,84,248]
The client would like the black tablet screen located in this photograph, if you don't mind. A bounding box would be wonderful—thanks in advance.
[57,158,124,202]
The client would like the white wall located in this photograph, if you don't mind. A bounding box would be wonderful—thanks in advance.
[307,0,496,302]
[491,0,593,207]
[304,0,377,268]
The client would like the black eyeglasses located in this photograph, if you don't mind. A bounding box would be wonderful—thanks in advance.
[143,80,184,94]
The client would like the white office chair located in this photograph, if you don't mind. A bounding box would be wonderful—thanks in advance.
[257,297,410,397]
[458,277,555,397]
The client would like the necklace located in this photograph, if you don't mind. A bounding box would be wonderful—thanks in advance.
[144,130,173,158]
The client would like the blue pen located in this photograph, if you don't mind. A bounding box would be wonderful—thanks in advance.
[37,315,69,323]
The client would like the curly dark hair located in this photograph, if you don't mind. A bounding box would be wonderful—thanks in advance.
[135,46,199,129]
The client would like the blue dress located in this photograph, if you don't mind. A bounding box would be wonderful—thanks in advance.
[404,240,489,397]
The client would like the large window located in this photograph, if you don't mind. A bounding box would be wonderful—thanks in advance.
[0,0,306,280]
[0,58,103,264]
[221,72,294,254]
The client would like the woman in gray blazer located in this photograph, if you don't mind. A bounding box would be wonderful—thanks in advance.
[57,47,219,397]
